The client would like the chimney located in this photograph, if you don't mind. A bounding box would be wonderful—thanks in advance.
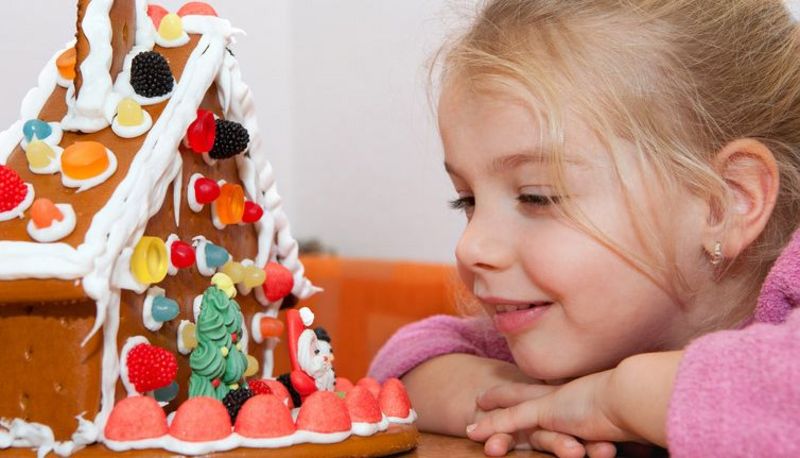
[73,0,137,98]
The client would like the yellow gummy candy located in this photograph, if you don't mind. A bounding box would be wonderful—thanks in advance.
[244,355,259,377]
[220,346,229,357]
[159,13,183,41]
[117,97,144,127]
[211,272,237,298]
[26,140,55,169]
[131,236,168,285]
[181,322,198,350]
[242,265,266,289]
[219,261,245,283]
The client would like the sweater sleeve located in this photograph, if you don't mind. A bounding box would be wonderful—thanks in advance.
[667,308,800,457]
[367,314,513,382]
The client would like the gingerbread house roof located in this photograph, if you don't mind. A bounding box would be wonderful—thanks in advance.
[0,1,318,306]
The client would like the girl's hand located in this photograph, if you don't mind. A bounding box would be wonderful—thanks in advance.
[476,383,618,458]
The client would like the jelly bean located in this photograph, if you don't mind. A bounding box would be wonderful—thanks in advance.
[30,198,64,229]
[152,295,180,322]
[117,98,144,127]
[158,13,183,41]
[258,316,284,338]
[56,47,76,80]
[219,261,245,283]
[154,381,179,402]
[193,177,220,204]
[204,243,230,268]
[131,236,168,285]
[216,183,244,225]
[244,355,259,377]
[25,141,55,169]
[242,265,266,289]
[170,240,195,269]
[61,141,109,180]
[23,119,52,142]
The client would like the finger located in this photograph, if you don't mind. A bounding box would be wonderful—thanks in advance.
[477,383,556,411]
[528,430,586,458]
[467,401,539,441]
[483,433,516,457]
[585,441,617,458]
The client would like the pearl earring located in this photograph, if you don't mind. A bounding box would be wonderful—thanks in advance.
[709,241,723,266]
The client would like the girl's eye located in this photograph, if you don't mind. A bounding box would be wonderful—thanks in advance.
[518,194,561,207]
[448,196,475,211]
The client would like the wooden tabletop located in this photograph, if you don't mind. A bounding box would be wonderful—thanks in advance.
[399,433,552,457]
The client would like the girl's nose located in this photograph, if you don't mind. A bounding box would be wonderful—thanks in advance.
[455,211,514,272]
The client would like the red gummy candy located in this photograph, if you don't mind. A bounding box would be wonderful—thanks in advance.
[0,165,28,213]
[194,177,220,204]
[105,396,168,441]
[262,262,294,302]
[170,240,195,269]
[241,201,264,224]
[186,109,216,154]
[147,4,169,28]
[177,2,218,17]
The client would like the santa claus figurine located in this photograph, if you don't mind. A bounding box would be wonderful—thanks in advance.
[283,307,335,404]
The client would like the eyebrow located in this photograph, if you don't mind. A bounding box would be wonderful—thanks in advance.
[444,150,584,176]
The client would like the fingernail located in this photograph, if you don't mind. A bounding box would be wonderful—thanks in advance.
[466,424,477,433]
[565,438,581,449]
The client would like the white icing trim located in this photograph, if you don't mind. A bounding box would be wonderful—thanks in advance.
[142,286,167,332]
[386,409,418,425]
[155,31,190,49]
[111,109,153,138]
[351,415,389,437]
[60,147,118,192]
[250,312,266,344]
[186,173,205,212]
[119,336,150,397]
[211,179,228,229]
[165,234,180,276]
[26,204,76,242]
[192,236,215,276]
[57,75,73,89]
[192,294,203,322]
[0,184,33,221]
[0,415,97,457]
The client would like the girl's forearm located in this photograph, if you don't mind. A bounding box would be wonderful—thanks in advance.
[402,353,532,436]
[606,351,683,447]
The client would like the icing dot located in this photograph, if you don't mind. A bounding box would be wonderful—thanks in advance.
[25,141,56,169]
[61,141,109,180]
[23,119,52,142]
[30,198,64,229]
[117,97,145,127]
[216,183,245,225]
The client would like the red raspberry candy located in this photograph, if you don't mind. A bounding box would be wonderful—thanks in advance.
[0,165,28,213]
[247,379,274,396]
[126,343,178,393]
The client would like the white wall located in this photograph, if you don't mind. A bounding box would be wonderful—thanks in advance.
[0,1,466,263]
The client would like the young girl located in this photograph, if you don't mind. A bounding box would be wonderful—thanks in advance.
[369,1,800,457]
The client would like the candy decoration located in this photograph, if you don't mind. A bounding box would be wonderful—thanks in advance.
[126,343,178,393]
[211,272,236,298]
[262,262,294,302]
[222,388,254,422]
[61,141,109,180]
[30,198,64,229]
[117,98,145,127]
[242,265,266,289]
[296,391,352,433]
[186,109,216,154]
[23,119,53,142]
[158,13,184,41]
[0,165,31,216]
[25,141,56,170]
[169,397,232,442]
[130,51,174,98]
[244,355,259,378]
[260,316,284,338]
[178,2,218,17]
[170,240,196,269]
[154,381,180,403]
[209,120,249,160]
[219,261,245,283]
[216,183,245,225]
[56,47,76,80]
[379,378,415,422]
[104,396,169,441]
[241,201,264,224]
[147,4,169,28]
[131,236,168,285]
[204,243,230,269]
[152,295,180,322]
[177,321,198,354]
[194,177,220,204]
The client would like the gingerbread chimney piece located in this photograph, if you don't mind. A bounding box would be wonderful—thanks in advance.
[73,0,137,97]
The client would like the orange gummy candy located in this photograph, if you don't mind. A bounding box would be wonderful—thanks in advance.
[31,198,64,229]
[216,183,245,224]
[61,141,109,180]
[56,48,76,80]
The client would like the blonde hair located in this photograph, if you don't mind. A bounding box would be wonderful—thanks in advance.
[440,0,800,322]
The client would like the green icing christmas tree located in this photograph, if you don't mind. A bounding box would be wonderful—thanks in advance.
[189,285,248,400]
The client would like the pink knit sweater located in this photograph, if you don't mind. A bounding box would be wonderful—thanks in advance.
[369,230,800,457]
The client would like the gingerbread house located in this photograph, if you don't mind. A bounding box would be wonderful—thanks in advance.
[0,0,327,452]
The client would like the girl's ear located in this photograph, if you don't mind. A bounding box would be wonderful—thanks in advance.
[706,138,779,259]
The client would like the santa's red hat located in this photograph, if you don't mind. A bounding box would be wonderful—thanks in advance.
[286,307,315,372]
